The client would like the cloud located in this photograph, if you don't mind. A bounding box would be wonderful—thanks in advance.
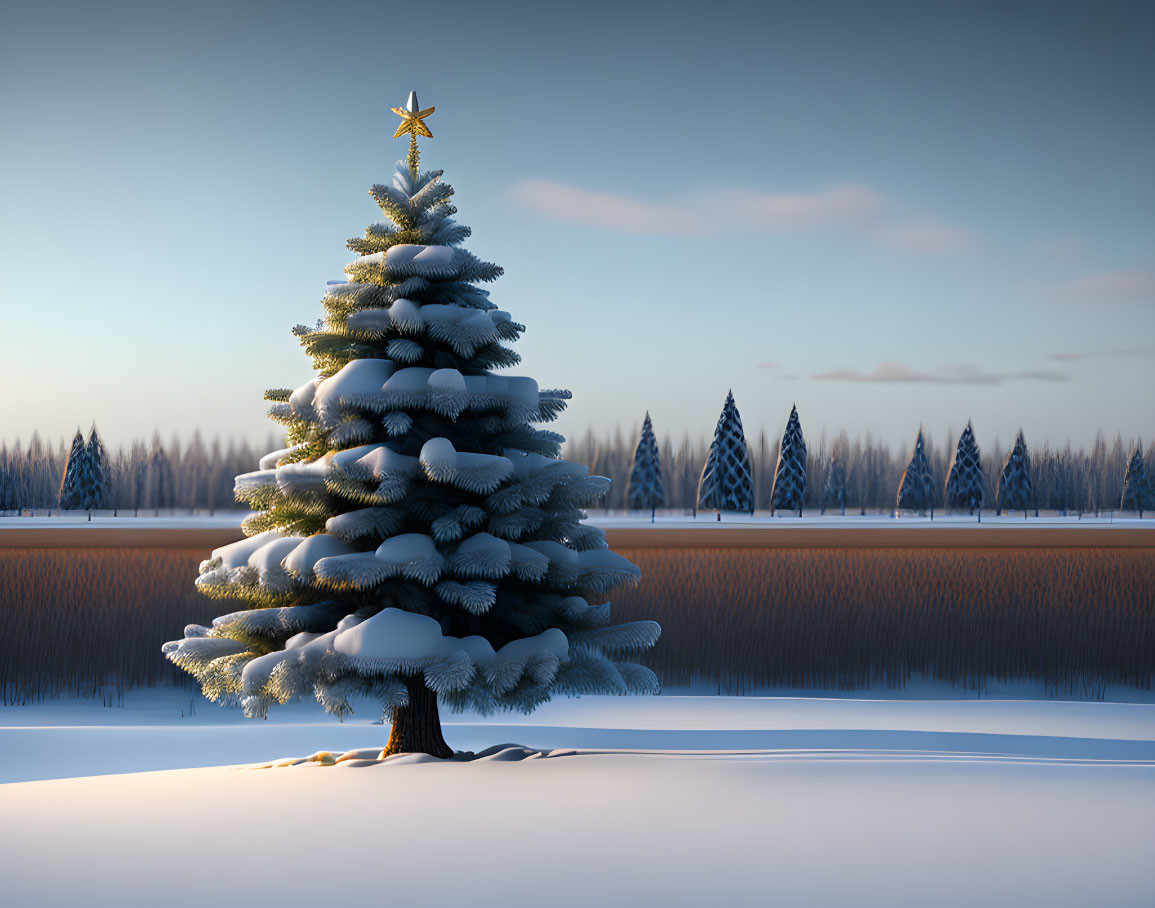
[813,361,1068,386]
[1046,345,1155,362]
[757,362,780,369]
[512,179,970,254]
[511,180,885,236]
[878,219,976,253]
[1051,270,1155,305]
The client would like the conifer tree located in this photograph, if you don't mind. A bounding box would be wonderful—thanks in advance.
[164,94,660,757]
[626,412,665,522]
[696,390,754,515]
[997,427,1034,512]
[944,421,984,516]
[0,459,14,511]
[896,429,936,517]
[996,430,1033,516]
[1048,446,1081,516]
[770,404,807,516]
[78,425,106,511]
[1120,441,1152,518]
[144,443,174,511]
[58,430,87,510]
[822,452,846,515]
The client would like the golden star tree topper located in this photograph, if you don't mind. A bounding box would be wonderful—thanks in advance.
[392,91,434,178]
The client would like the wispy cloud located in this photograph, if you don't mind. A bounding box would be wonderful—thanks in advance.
[757,362,780,369]
[512,179,970,254]
[878,219,976,253]
[511,180,884,237]
[1046,345,1155,362]
[813,361,1068,386]
[1051,270,1155,305]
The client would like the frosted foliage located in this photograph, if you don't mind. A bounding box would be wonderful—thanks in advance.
[1120,444,1152,514]
[897,430,936,514]
[996,431,1033,515]
[76,427,106,510]
[697,391,754,513]
[770,405,807,515]
[210,531,285,570]
[945,422,984,513]
[164,156,659,723]
[626,412,665,511]
[57,431,87,510]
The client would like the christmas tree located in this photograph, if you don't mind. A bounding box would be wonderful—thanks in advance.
[896,429,936,517]
[944,421,984,516]
[822,452,846,515]
[769,404,806,516]
[995,430,1033,516]
[164,94,660,758]
[1120,441,1151,518]
[696,390,754,515]
[57,429,87,510]
[626,412,665,521]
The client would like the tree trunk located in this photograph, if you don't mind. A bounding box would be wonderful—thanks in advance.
[382,675,453,758]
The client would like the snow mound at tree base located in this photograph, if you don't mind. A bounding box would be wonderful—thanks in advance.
[251,742,559,769]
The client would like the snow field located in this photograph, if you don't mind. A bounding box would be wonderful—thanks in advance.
[1,749,1152,907]
[5,688,1155,784]
[3,692,1154,905]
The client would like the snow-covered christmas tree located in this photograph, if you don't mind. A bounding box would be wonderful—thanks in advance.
[164,94,661,758]
[896,429,936,517]
[626,412,665,521]
[822,452,846,516]
[944,421,983,516]
[1120,441,1151,518]
[58,430,87,510]
[696,391,754,515]
[770,404,806,516]
[995,430,1033,516]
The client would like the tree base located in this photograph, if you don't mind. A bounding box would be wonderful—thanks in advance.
[381,676,453,759]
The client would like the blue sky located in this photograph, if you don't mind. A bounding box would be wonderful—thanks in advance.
[1,0,1152,454]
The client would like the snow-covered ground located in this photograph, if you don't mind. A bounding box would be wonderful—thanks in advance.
[0,512,249,530]
[2,688,1153,906]
[2,510,1152,530]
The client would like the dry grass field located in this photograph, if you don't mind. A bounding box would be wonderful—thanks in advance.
[0,548,214,703]
[612,546,1155,696]
[2,536,1152,702]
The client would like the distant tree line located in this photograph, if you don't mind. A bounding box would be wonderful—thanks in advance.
[573,406,1153,517]
[0,418,1149,517]
[0,430,275,513]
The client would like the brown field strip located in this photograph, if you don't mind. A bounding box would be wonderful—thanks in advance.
[2,524,1153,549]
[1,527,1152,702]
[611,546,1155,695]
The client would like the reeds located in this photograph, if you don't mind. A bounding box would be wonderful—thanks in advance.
[611,547,1155,696]
[0,548,214,704]
[1,545,1152,702]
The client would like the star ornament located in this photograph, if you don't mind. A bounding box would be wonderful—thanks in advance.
[392,91,434,139]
